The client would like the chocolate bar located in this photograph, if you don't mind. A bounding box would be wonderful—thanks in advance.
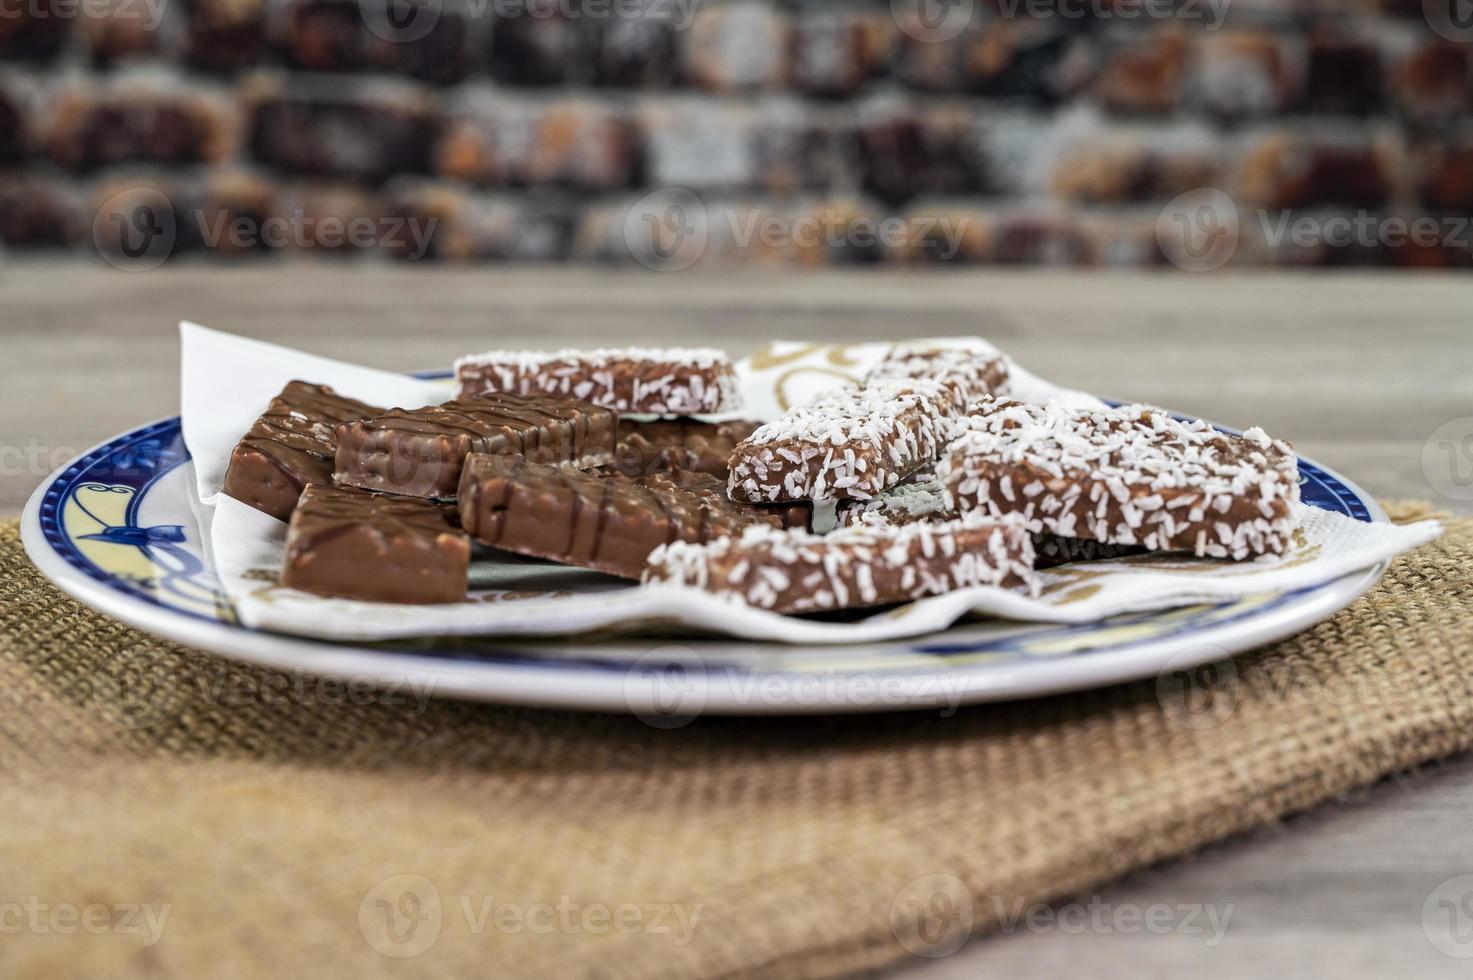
[612,418,761,478]
[455,347,742,414]
[222,380,383,521]
[865,343,1010,408]
[334,395,616,499]
[726,381,957,503]
[638,469,812,531]
[282,483,469,604]
[645,512,1037,614]
[457,454,780,579]
[939,399,1301,560]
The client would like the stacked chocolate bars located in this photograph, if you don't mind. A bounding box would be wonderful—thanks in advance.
[219,340,1302,614]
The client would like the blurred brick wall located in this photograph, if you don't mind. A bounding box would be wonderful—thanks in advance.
[2,0,1471,269]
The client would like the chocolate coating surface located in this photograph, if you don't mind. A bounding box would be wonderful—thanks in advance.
[335,395,616,499]
[281,483,469,604]
[457,454,781,580]
[222,380,383,521]
[611,418,761,479]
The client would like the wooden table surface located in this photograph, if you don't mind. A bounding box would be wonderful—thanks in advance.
[5,264,1473,977]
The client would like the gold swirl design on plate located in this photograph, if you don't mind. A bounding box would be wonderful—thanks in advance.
[748,342,868,372]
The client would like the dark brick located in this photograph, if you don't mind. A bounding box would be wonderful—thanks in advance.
[752,110,856,193]
[1421,142,1473,210]
[186,171,279,256]
[1238,133,1395,209]
[591,3,679,87]
[487,0,591,86]
[0,89,29,166]
[183,0,268,72]
[1303,29,1383,115]
[0,0,68,61]
[80,0,168,66]
[250,87,437,183]
[0,176,82,247]
[857,110,985,206]
[279,0,369,73]
[386,5,472,85]
[1390,41,1471,122]
[46,87,235,172]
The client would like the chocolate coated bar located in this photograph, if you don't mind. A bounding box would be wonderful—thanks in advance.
[940,399,1300,560]
[455,347,742,414]
[726,381,958,504]
[865,342,1009,408]
[457,454,781,579]
[612,418,761,479]
[281,483,469,604]
[645,512,1037,614]
[334,395,616,499]
[222,380,383,521]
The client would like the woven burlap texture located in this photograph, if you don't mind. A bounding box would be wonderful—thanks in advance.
[0,505,1466,979]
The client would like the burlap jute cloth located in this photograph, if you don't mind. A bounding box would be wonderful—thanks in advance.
[0,504,1468,978]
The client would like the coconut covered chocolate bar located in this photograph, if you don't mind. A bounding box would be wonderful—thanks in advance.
[334,395,617,499]
[726,381,957,504]
[939,399,1301,560]
[644,511,1037,614]
[865,342,1010,408]
[456,454,785,580]
[222,380,384,521]
[454,347,742,415]
[282,483,469,604]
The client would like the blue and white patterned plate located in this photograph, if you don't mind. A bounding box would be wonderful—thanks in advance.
[21,405,1385,715]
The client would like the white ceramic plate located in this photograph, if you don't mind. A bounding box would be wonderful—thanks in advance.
[21,413,1385,716]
